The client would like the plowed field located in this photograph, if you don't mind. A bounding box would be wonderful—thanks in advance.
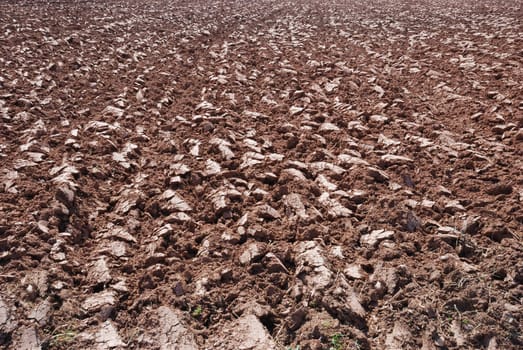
[0,0,522,349]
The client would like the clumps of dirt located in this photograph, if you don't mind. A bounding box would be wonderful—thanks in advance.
[0,0,522,349]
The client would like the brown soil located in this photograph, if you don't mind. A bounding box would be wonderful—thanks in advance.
[0,0,522,349]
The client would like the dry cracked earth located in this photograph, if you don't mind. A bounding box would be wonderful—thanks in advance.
[0,0,522,349]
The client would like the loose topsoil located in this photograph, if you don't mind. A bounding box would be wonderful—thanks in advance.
[0,0,522,349]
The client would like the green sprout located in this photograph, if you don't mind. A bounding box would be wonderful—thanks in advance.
[50,329,76,346]
[191,305,203,317]
[330,333,344,350]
